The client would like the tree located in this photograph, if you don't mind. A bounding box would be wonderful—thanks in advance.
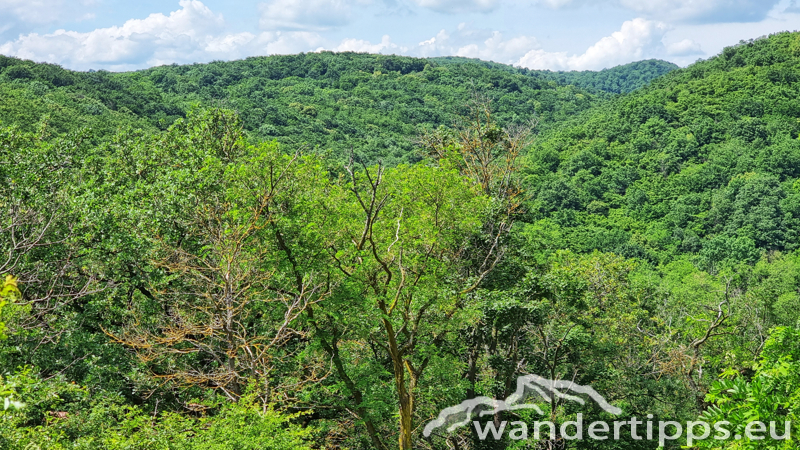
[0,121,99,343]
[306,98,535,449]
[310,160,488,449]
[451,251,646,450]
[104,110,337,405]
[0,276,23,414]
[697,326,799,449]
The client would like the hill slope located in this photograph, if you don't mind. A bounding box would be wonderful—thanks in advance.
[526,32,800,268]
[535,59,679,94]
[432,56,679,93]
[5,32,800,450]
[1,53,599,163]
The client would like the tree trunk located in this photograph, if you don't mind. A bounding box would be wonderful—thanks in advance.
[398,384,413,450]
[383,315,414,450]
[307,308,388,450]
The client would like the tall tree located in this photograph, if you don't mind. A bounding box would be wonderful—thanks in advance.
[103,109,337,404]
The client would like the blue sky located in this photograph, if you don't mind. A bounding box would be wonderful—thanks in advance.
[2,0,800,72]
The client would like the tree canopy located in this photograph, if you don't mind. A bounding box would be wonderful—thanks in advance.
[1,32,800,450]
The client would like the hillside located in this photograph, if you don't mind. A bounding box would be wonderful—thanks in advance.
[0,57,158,137]
[3,34,800,450]
[0,53,679,165]
[535,59,679,93]
[1,53,598,163]
[432,56,679,93]
[526,32,800,270]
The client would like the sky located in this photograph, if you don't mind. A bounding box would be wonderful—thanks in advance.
[2,0,800,72]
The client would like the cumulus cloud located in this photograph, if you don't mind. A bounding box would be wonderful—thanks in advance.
[417,29,451,56]
[618,0,781,23]
[0,0,97,39]
[416,24,538,64]
[0,0,96,25]
[530,0,781,23]
[259,0,359,31]
[1,0,226,70]
[328,35,402,53]
[0,1,326,70]
[455,32,540,63]
[785,0,800,13]
[530,0,586,8]
[257,31,327,55]
[409,0,499,14]
[666,38,702,56]
[516,18,669,70]
[0,0,731,73]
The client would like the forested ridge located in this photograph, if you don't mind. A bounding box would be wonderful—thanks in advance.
[429,57,678,94]
[1,32,799,450]
[533,59,679,94]
[0,52,599,164]
[0,53,675,164]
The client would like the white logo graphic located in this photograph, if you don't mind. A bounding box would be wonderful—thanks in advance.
[423,374,621,437]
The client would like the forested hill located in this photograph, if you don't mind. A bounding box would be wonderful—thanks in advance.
[535,59,679,93]
[6,33,800,450]
[0,52,599,164]
[0,53,675,165]
[526,31,800,268]
[431,56,679,93]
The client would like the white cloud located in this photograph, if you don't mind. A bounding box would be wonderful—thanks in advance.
[531,0,586,8]
[259,0,358,31]
[516,18,669,70]
[0,0,225,70]
[417,29,451,56]
[455,32,540,64]
[0,0,96,25]
[666,38,702,56]
[328,34,400,53]
[530,0,781,23]
[416,24,538,64]
[204,32,258,54]
[409,0,499,14]
[258,31,327,55]
[0,1,327,70]
[618,0,781,23]
[0,0,97,40]
[2,0,790,73]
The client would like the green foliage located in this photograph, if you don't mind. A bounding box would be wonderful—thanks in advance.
[430,57,678,94]
[525,31,800,268]
[535,59,679,94]
[0,377,313,450]
[0,52,598,164]
[0,275,19,300]
[4,31,800,450]
[0,372,25,414]
[0,275,20,339]
[698,327,800,449]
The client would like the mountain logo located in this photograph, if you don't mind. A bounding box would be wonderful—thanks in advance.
[423,374,621,437]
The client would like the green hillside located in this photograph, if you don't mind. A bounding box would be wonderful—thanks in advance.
[0,57,158,137]
[433,56,679,93]
[2,34,800,450]
[0,53,597,163]
[526,32,800,268]
[535,58,679,93]
[0,53,676,165]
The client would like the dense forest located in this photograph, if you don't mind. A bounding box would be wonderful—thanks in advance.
[1,32,799,450]
[533,59,679,94]
[0,53,675,164]
[429,57,679,94]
